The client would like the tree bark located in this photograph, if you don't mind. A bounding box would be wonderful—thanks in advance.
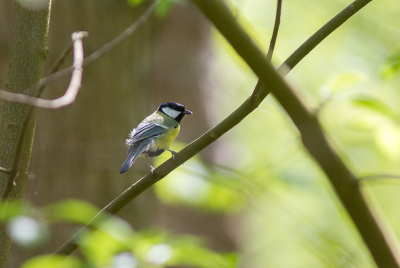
[0,1,51,267]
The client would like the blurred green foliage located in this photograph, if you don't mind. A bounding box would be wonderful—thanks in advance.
[1,199,236,267]
[127,0,185,18]
[380,51,400,79]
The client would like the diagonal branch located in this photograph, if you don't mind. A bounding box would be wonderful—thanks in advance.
[54,0,375,257]
[191,0,400,267]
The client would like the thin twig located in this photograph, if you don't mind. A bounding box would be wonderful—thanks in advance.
[54,0,373,257]
[1,32,86,201]
[360,174,400,181]
[0,0,157,106]
[0,32,86,108]
[277,0,371,77]
[0,167,11,174]
[81,0,159,68]
[266,0,282,62]
[15,0,159,97]
[253,0,282,99]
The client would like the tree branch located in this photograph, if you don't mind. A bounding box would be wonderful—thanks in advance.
[0,32,86,109]
[1,31,86,202]
[22,0,159,96]
[266,0,282,62]
[277,0,373,77]
[253,0,282,98]
[0,1,51,266]
[191,0,400,267]
[54,0,376,258]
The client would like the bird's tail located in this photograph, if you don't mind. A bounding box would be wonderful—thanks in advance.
[120,142,147,174]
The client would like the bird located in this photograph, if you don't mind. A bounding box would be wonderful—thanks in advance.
[120,102,192,174]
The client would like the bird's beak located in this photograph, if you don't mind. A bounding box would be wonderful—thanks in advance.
[184,109,193,115]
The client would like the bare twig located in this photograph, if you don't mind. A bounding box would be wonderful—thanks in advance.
[54,0,374,257]
[1,32,86,201]
[0,167,11,174]
[361,174,400,181]
[253,0,282,99]
[266,0,282,62]
[21,0,159,95]
[0,32,86,108]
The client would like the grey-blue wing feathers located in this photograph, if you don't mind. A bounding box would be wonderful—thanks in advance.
[129,123,167,143]
[120,123,168,174]
[120,138,153,174]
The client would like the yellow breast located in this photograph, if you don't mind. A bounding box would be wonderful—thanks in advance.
[154,125,180,150]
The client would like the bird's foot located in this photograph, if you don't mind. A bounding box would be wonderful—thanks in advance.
[169,149,177,160]
[146,157,155,174]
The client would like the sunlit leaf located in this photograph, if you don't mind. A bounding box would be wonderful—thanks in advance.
[328,72,363,91]
[351,95,396,119]
[43,199,103,226]
[79,218,134,266]
[155,0,174,17]
[167,235,236,268]
[155,0,186,17]
[130,229,237,268]
[374,125,400,161]
[20,255,84,268]
[379,52,400,79]
[127,0,146,7]
[154,144,244,212]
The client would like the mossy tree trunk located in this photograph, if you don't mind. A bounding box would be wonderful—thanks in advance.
[0,1,51,267]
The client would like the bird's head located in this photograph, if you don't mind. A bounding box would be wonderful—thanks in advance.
[158,102,192,123]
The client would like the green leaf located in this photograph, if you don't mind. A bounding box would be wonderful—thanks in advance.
[131,230,237,268]
[351,95,396,119]
[127,0,146,7]
[154,0,186,18]
[43,199,104,226]
[20,255,84,268]
[155,0,174,17]
[153,146,244,212]
[79,220,134,266]
[380,52,400,79]
[375,125,400,161]
[328,72,363,91]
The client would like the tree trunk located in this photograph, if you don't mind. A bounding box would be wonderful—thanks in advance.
[0,1,51,267]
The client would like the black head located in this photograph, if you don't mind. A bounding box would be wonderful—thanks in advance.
[158,102,192,123]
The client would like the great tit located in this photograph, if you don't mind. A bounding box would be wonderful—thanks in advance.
[120,102,192,174]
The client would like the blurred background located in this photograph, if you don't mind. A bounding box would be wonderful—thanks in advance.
[1,0,400,267]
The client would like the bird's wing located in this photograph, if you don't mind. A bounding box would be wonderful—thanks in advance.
[130,123,168,143]
[120,137,153,174]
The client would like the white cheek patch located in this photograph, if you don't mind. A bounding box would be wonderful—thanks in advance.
[162,107,181,118]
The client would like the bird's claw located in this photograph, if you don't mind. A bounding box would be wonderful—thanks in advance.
[169,150,177,160]
[146,157,155,174]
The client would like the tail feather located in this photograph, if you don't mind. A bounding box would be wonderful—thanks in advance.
[120,141,148,174]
